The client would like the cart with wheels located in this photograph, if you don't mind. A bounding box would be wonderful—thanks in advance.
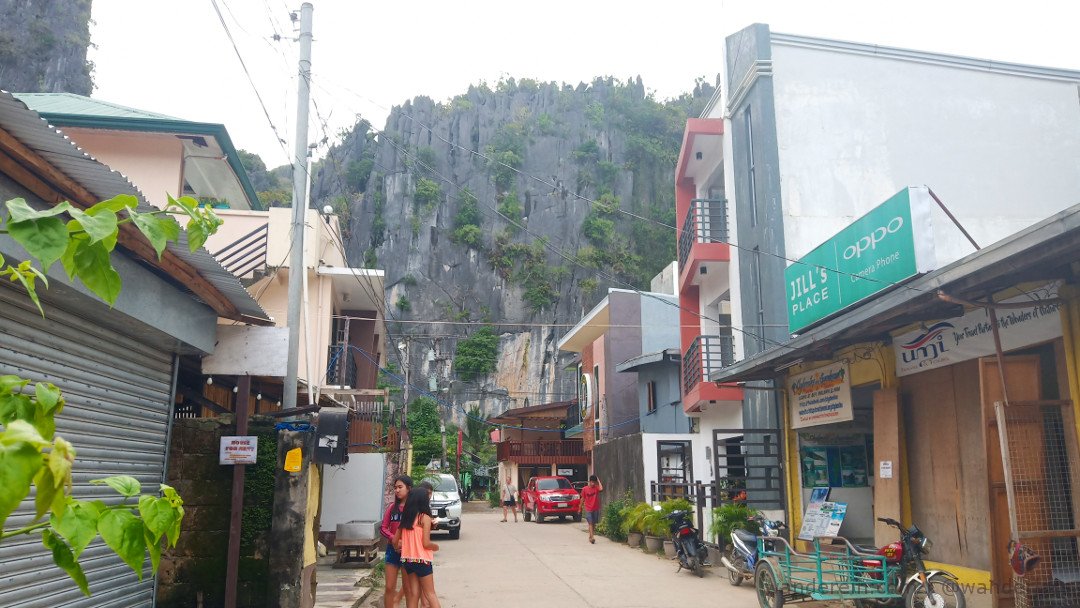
[754,535,902,607]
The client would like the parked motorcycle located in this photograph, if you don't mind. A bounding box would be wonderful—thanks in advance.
[663,509,709,578]
[854,517,966,608]
[720,514,786,586]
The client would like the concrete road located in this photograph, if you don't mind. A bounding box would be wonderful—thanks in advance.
[417,501,765,608]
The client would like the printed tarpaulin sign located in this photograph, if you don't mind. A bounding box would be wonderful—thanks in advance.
[893,285,1062,377]
[219,436,258,465]
[798,501,848,541]
[789,362,853,429]
[785,187,937,333]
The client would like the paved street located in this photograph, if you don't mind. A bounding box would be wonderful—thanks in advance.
[401,501,763,608]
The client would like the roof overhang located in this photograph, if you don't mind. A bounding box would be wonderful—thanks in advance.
[557,294,612,352]
[0,91,271,324]
[489,400,576,425]
[712,202,1080,384]
[616,348,681,373]
[676,118,724,187]
[318,266,386,313]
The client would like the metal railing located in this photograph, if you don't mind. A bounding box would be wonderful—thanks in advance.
[682,335,735,394]
[326,344,357,387]
[212,223,268,278]
[678,198,729,270]
[497,440,586,460]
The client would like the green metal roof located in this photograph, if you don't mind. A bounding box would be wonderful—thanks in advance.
[13,93,264,211]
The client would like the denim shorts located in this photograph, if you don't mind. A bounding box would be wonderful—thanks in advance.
[585,510,600,525]
[402,561,433,577]
[384,544,402,567]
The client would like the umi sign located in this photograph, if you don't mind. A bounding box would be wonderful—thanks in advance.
[785,187,936,333]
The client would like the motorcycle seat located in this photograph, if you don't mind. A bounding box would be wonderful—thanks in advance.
[733,529,758,544]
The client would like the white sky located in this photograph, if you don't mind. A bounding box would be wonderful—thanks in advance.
[89,0,1080,169]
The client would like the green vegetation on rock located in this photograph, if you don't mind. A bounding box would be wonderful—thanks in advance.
[454,328,499,381]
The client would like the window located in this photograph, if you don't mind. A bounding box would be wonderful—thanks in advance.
[753,247,766,351]
[657,441,693,486]
[646,381,657,414]
[744,108,758,227]
[537,478,573,491]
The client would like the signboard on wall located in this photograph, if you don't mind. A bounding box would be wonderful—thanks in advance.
[785,187,937,333]
[893,285,1062,376]
[798,501,848,541]
[219,436,258,465]
[789,362,853,429]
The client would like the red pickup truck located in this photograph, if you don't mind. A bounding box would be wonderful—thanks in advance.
[521,476,581,523]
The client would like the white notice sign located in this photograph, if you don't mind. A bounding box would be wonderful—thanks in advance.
[798,501,848,541]
[879,460,893,479]
[220,436,258,465]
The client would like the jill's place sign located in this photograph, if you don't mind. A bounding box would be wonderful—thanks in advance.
[785,187,937,334]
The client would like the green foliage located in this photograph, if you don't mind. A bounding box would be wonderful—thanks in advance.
[572,139,600,164]
[485,122,527,191]
[401,274,418,287]
[585,101,605,126]
[395,295,412,312]
[497,190,523,226]
[409,215,421,238]
[581,214,615,246]
[452,225,483,249]
[363,247,378,267]
[413,178,442,213]
[453,188,481,229]
[619,501,653,535]
[536,113,556,135]
[596,160,620,190]
[369,174,387,248]
[597,490,633,542]
[710,503,760,544]
[345,158,374,192]
[642,508,669,537]
[241,431,278,548]
[580,277,599,297]
[487,486,500,508]
[0,194,214,595]
[406,397,444,478]
[454,328,499,381]
[256,188,291,208]
[416,147,438,174]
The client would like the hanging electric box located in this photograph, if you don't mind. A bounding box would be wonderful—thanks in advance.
[315,409,350,465]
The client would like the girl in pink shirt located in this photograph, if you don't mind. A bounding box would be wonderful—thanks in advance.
[380,475,412,608]
[393,487,441,608]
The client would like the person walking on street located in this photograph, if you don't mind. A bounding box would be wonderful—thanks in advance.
[580,475,603,544]
[500,475,518,522]
[380,475,413,608]
[393,487,442,608]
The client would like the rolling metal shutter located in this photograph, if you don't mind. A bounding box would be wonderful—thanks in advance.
[0,285,175,607]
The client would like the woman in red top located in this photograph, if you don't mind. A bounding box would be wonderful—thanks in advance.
[380,475,412,608]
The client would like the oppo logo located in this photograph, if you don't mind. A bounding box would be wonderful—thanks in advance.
[843,216,904,260]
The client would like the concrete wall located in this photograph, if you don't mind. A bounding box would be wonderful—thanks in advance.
[62,128,183,210]
[320,453,388,534]
[639,293,679,354]
[769,36,1080,266]
[637,360,687,434]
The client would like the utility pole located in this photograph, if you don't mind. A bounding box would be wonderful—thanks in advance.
[283,2,313,411]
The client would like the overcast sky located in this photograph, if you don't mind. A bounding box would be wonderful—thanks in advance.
[89,1,1080,169]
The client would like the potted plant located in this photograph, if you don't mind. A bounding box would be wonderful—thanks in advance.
[642,507,668,553]
[620,502,651,547]
[710,502,761,548]
[658,498,693,558]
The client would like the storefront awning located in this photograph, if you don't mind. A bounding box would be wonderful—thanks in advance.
[712,202,1080,384]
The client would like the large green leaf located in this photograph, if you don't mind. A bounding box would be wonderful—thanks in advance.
[72,240,122,305]
[185,219,209,252]
[138,495,178,544]
[97,509,147,578]
[0,441,40,524]
[51,499,102,558]
[67,208,118,247]
[8,217,68,271]
[86,195,138,215]
[34,383,63,416]
[0,419,48,448]
[128,209,178,259]
[48,436,75,488]
[91,475,141,498]
[0,375,28,395]
[42,530,90,596]
[4,198,72,223]
[33,466,64,520]
[144,526,161,575]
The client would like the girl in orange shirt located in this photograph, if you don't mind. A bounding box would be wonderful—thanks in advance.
[393,487,441,608]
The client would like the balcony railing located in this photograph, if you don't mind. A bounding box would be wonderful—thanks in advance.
[326,344,358,387]
[678,198,729,270]
[212,222,268,279]
[496,440,588,464]
[682,335,735,394]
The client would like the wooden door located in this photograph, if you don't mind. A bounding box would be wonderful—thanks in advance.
[980,355,1043,608]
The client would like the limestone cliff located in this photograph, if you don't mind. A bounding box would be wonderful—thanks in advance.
[0,0,94,95]
[311,77,715,421]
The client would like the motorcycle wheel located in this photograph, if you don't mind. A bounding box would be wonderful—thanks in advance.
[755,560,785,608]
[903,575,966,608]
[727,549,746,587]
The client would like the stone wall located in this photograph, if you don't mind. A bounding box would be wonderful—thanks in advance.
[157,416,280,608]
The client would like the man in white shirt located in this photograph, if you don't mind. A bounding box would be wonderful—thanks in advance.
[500,475,519,522]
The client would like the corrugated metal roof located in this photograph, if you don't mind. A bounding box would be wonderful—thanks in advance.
[0,90,271,322]
[14,92,179,120]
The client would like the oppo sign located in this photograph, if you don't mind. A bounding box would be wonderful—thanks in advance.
[785,187,937,333]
